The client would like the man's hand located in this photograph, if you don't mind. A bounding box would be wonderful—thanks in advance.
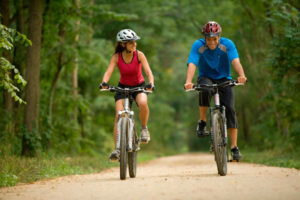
[237,76,247,84]
[184,82,194,90]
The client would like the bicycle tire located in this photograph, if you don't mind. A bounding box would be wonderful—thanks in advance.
[128,122,137,178]
[212,110,227,176]
[120,117,128,180]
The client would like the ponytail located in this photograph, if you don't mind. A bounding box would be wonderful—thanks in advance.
[115,42,125,53]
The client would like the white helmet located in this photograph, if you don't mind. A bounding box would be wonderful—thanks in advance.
[116,29,140,42]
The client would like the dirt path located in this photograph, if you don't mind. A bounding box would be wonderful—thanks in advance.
[0,153,299,200]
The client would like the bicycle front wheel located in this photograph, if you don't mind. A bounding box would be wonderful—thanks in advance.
[128,122,137,178]
[212,110,227,176]
[120,117,129,180]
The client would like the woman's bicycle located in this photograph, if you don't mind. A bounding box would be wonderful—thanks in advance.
[100,86,151,180]
[187,80,243,176]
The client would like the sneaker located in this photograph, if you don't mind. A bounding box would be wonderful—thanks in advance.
[109,149,120,162]
[231,146,242,161]
[140,128,150,144]
[196,120,209,137]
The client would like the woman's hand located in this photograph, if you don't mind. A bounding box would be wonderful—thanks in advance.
[145,83,155,91]
[99,82,109,89]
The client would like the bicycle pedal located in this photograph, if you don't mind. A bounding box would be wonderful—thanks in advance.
[135,146,141,151]
[140,138,150,144]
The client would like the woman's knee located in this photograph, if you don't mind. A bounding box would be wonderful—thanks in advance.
[138,100,148,109]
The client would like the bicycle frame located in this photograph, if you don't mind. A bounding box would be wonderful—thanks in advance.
[187,80,243,142]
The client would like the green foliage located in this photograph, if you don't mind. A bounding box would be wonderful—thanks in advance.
[242,149,300,169]
[0,152,158,187]
[0,24,30,104]
[254,0,300,150]
[22,128,42,156]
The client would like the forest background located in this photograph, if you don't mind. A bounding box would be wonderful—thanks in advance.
[0,0,299,186]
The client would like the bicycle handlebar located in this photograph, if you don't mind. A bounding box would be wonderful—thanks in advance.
[100,86,152,94]
[186,80,244,92]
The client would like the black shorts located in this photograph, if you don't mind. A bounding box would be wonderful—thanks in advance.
[197,77,238,129]
[114,82,146,102]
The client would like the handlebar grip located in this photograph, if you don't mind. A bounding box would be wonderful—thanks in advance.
[99,82,108,89]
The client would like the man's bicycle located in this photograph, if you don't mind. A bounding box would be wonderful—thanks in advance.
[187,80,243,176]
[100,86,151,180]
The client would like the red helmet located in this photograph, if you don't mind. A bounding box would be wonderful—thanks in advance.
[202,21,222,37]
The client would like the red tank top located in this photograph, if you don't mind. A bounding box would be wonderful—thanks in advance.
[117,51,145,86]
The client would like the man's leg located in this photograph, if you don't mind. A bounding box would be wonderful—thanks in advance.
[228,128,237,149]
[218,80,242,160]
[199,106,208,121]
[229,127,242,160]
[197,77,213,137]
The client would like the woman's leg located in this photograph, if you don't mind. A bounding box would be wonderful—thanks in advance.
[135,93,150,143]
[135,93,149,127]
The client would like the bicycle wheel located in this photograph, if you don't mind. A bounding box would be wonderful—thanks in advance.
[212,110,227,176]
[120,117,128,180]
[128,121,137,178]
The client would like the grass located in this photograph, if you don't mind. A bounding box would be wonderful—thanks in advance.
[0,152,158,187]
[242,149,300,169]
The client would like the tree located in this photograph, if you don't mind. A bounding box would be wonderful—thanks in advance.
[22,0,43,156]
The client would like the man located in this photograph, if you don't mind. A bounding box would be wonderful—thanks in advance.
[184,21,247,161]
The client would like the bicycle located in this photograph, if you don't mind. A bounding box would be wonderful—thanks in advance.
[187,80,244,176]
[100,85,151,180]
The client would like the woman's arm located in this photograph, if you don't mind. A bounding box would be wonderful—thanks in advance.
[138,51,154,85]
[102,54,118,83]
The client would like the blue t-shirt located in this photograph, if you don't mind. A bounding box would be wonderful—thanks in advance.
[187,37,239,79]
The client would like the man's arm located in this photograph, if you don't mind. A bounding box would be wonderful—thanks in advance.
[231,58,247,83]
[184,63,197,89]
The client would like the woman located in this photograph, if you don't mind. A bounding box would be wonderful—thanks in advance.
[100,29,154,161]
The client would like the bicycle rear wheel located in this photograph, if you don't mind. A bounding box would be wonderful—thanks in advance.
[212,110,227,176]
[120,117,128,180]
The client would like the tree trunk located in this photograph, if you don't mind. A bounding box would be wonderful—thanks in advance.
[263,1,274,38]
[22,0,43,156]
[88,0,94,44]
[49,27,65,122]
[72,0,80,121]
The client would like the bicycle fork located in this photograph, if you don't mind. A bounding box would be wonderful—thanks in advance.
[210,90,228,149]
[116,98,135,152]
